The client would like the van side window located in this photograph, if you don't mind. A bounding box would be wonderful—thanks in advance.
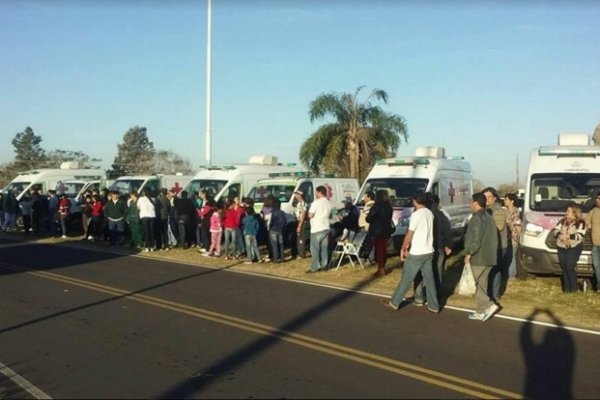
[223,183,241,200]
[431,182,439,196]
[145,179,160,197]
[299,182,313,203]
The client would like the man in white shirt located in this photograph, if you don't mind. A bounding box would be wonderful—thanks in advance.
[386,193,439,313]
[306,185,332,273]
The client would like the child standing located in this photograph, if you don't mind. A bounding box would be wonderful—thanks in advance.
[242,206,261,263]
[204,202,223,257]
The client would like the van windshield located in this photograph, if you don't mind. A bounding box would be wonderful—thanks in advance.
[109,179,145,195]
[248,184,296,203]
[357,178,428,207]
[529,173,600,212]
[56,182,85,198]
[184,179,227,198]
[2,181,31,195]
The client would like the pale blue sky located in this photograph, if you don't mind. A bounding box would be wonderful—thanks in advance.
[1,0,599,185]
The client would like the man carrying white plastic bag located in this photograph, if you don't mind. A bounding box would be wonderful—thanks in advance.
[464,193,500,321]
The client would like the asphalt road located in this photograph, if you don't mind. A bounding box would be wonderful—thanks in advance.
[0,236,598,399]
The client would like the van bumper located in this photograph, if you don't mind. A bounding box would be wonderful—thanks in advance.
[519,246,594,277]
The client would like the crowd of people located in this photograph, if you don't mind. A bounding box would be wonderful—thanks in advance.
[2,182,599,316]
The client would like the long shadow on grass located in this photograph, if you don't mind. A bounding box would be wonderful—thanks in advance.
[155,268,384,398]
[520,309,575,399]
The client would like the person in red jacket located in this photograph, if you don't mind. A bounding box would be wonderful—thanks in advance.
[223,198,241,259]
[57,193,71,238]
[88,195,104,241]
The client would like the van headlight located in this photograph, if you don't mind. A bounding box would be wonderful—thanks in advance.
[524,222,544,237]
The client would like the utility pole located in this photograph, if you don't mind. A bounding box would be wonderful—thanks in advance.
[205,0,213,167]
[516,153,519,189]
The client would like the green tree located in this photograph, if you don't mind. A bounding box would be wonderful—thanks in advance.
[300,86,408,181]
[11,127,46,170]
[107,126,156,178]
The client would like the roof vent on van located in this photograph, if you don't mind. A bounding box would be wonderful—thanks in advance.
[557,133,590,146]
[248,155,278,166]
[60,161,85,169]
[415,147,445,158]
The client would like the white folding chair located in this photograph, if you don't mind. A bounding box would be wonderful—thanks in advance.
[334,230,367,270]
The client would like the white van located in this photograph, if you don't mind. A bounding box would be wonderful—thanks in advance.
[109,174,193,197]
[356,146,473,245]
[247,173,360,223]
[56,178,114,214]
[183,155,304,202]
[520,133,599,277]
[2,162,105,201]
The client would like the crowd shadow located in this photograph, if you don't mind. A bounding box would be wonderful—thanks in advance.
[155,271,383,398]
[520,308,575,399]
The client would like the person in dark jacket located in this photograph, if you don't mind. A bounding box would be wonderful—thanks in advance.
[174,190,195,248]
[155,188,171,250]
[104,190,127,245]
[464,192,500,322]
[366,189,394,277]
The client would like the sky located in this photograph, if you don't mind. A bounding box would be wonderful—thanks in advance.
[1,0,599,186]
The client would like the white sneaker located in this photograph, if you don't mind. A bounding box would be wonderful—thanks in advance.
[61,235,67,239]
[482,304,500,322]
[88,236,94,241]
[143,248,150,253]
[468,312,485,321]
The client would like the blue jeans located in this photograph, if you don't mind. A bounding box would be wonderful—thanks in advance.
[269,230,284,262]
[591,245,600,289]
[390,252,439,312]
[414,248,445,301]
[224,228,239,257]
[558,246,581,292]
[2,212,16,231]
[245,235,260,261]
[236,228,245,254]
[490,246,510,301]
[310,229,329,272]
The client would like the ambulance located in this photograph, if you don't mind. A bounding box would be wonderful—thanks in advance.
[2,162,104,201]
[356,146,473,247]
[183,155,304,202]
[520,133,600,277]
[109,174,193,197]
[247,173,360,223]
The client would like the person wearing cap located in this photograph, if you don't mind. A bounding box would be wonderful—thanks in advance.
[293,190,308,258]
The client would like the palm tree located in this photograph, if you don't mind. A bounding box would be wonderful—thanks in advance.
[300,86,408,182]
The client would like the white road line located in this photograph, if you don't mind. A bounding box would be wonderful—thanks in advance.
[0,361,52,399]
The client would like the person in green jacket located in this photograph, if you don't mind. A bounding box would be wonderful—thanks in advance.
[464,192,500,322]
[125,191,143,248]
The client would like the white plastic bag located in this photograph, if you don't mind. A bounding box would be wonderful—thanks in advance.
[457,262,477,296]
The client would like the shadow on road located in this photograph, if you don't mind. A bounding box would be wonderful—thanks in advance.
[520,308,575,399]
[155,269,383,398]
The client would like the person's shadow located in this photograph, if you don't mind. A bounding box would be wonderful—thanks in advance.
[520,308,575,399]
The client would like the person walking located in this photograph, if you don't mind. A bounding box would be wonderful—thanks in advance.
[586,193,600,292]
[137,190,156,252]
[306,186,332,273]
[552,203,586,293]
[464,193,500,321]
[366,190,394,277]
[385,193,440,314]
